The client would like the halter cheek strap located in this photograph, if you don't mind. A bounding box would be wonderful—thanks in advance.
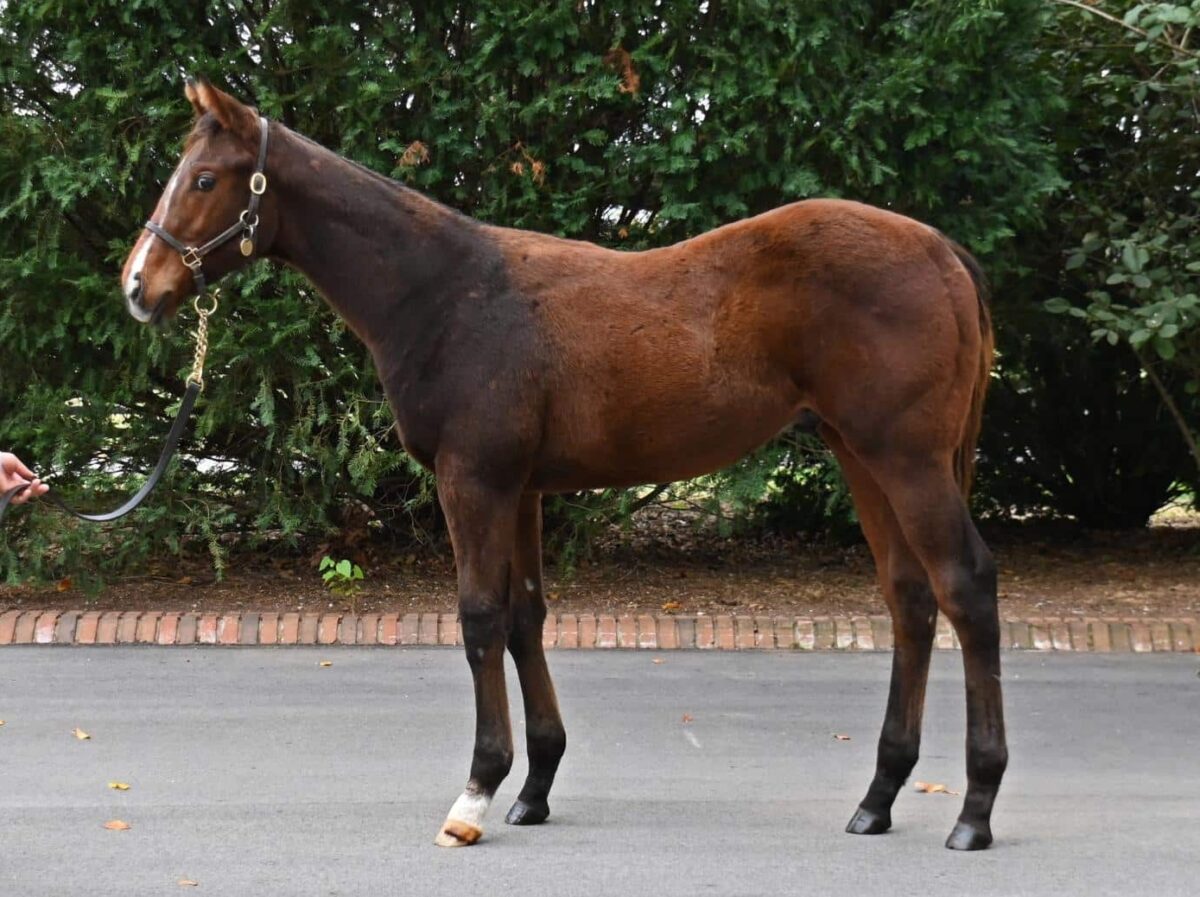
[0,120,264,528]
[143,115,270,297]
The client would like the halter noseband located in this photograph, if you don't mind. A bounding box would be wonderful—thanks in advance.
[143,115,270,298]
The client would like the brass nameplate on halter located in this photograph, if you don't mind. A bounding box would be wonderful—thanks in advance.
[240,238,254,256]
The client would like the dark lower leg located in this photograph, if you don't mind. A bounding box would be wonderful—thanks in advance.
[848,577,936,834]
[943,548,1007,850]
[506,630,566,824]
[504,494,565,825]
[872,462,1008,850]
[436,606,515,847]
[434,475,520,848]
[823,429,938,837]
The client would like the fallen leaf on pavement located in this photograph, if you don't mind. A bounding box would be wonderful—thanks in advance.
[108,782,131,791]
[681,713,694,724]
[0,720,6,727]
[652,658,665,665]
[318,661,333,667]
[73,727,91,740]
[833,733,852,741]
[913,781,959,795]
[661,601,682,614]
[103,820,131,831]
[178,880,199,888]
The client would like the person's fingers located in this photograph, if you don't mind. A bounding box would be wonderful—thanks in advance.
[10,479,32,505]
[10,457,37,480]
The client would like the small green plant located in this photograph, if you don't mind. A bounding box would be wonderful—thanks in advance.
[320,556,365,610]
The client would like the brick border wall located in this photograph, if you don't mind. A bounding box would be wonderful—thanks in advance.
[0,610,1196,652]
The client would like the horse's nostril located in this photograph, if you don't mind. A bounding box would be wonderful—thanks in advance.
[129,272,143,302]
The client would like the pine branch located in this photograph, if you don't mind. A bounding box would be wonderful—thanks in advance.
[1052,0,1200,60]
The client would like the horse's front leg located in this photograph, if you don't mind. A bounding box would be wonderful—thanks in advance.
[433,470,522,848]
[504,492,567,826]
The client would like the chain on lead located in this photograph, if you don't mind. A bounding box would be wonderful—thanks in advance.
[188,289,220,391]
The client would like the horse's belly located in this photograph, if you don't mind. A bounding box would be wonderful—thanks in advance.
[529,391,800,493]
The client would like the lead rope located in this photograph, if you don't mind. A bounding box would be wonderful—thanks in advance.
[0,294,220,527]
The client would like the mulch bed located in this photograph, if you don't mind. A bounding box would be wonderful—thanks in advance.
[3,513,1197,622]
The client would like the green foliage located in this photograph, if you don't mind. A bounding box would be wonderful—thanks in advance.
[320,555,365,596]
[1039,0,1200,485]
[4,0,1185,586]
[320,554,365,612]
[976,310,1193,528]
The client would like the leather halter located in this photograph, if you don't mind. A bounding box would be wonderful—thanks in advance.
[143,115,270,299]
[0,122,268,527]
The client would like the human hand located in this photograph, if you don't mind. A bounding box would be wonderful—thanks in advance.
[0,452,49,504]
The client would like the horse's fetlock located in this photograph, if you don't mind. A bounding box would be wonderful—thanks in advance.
[473,735,515,784]
[877,735,920,779]
[968,745,1008,786]
[528,720,567,763]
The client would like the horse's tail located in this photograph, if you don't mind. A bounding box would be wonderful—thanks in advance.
[942,236,993,499]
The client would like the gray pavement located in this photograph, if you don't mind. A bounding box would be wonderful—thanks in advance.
[0,648,1197,896]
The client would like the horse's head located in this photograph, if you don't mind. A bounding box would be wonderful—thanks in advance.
[121,78,276,324]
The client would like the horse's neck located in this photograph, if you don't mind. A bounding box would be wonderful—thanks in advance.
[267,126,476,352]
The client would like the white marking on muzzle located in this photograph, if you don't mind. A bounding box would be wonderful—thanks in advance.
[125,149,193,301]
[125,289,153,323]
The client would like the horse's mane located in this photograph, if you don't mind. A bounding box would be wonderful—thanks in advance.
[185,113,467,224]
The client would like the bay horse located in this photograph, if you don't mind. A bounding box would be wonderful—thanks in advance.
[121,79,1006,851]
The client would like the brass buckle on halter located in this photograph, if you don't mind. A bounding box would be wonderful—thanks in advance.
[181,247,203,270]
[249,172,267,195]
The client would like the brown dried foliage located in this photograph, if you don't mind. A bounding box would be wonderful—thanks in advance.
[604,46,641,95]
[398,140,429,167]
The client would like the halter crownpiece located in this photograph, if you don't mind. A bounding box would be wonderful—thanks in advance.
[143,115,270,298]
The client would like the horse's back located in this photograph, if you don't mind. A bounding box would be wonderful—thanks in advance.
[484,199,979,490]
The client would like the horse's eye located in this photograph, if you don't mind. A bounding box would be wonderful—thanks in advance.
[196,174,216,192]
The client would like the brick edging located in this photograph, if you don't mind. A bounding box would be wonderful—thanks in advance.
[0,610,1196,652]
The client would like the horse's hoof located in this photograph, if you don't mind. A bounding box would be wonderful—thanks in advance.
[434,819,483,848]
[945,820,992,851]
[505,798,549,826]
[845,805,891,835]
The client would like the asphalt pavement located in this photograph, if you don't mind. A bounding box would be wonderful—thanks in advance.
[1,648,1197,896]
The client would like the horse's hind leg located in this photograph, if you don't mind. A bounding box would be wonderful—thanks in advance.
[865,452,1008,851]
[433,468,520,848]
[824,428,937,837]
[504,492,567,826]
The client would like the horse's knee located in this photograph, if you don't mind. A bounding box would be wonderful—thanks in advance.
[460,602,508,660]
[507,599,546,655]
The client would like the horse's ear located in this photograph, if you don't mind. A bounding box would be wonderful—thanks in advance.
[184,77,205,118]
[187,77,259,144]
